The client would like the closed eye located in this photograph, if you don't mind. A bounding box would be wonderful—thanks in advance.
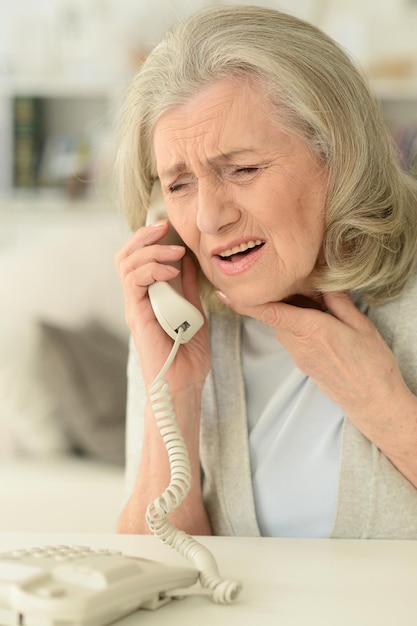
[227,165,265,183]
[167,174,195,194]
[168,182,187,193]
[234,167,259,175]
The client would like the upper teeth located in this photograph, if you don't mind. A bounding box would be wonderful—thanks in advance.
[219,240,263,258]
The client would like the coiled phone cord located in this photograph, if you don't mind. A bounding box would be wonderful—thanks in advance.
[146,326,241,605]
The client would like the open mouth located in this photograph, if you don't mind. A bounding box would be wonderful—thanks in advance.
[217,240,265,262]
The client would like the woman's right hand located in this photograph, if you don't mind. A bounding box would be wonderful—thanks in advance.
[115,220,211,393]
[116,220,212,535]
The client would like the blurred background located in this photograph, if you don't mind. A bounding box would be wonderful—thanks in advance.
[0,0,416,216]
[0,0,416,533]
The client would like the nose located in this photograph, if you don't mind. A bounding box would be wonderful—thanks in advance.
[195,179,241,235]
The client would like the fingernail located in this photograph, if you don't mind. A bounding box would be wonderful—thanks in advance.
[215,290,232,305]
[149,219,167,228]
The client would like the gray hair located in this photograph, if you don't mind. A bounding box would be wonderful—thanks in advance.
[115,4,417,305]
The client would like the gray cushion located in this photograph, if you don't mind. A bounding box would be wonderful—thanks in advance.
[36,320,128,465]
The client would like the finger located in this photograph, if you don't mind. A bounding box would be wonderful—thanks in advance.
[216,291,322,336]
[131,263,180,288]
[117,243,185,283]
[323,291,368,329]
[115,220,170,265]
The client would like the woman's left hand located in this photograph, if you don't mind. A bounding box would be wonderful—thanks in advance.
[218,288,417,488]
[220,292,402,415]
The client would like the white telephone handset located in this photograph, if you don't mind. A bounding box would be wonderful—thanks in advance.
[146,182,204,343]
[143,183,240,605]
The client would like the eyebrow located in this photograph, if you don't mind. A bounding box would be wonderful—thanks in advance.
[161,148,258,179]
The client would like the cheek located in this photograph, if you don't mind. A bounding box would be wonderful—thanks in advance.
[268,206,323,273]
[169,213,198,252]
[283,191,325,246]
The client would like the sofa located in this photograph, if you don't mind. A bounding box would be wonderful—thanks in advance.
[0,208,131,533]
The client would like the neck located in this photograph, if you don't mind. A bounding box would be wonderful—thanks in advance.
[284,293,325,311]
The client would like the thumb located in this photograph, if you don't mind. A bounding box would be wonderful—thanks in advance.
[215,291,319,335]
[322,291,363,326]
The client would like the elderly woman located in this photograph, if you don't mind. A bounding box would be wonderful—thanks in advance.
[115,5,417,539]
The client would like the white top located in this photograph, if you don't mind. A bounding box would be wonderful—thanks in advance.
[241,317,345,537]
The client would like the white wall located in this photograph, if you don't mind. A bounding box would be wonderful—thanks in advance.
[1,0,417,77]
[320,0,417,69]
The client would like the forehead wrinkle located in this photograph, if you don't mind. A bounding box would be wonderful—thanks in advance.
[157,109,260,178]
[157,113,218,176]
[154,79,282,179]
[162,148,260,179]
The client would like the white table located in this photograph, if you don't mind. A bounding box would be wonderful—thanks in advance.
[0,532,416,625]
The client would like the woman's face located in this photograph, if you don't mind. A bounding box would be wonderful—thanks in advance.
[153,78,328,306]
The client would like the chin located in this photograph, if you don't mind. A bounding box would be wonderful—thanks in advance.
[229,290,284,308]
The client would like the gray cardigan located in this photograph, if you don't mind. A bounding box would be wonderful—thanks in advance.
[124,271,417,539]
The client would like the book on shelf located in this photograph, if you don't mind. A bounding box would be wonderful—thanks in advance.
[0,97,13,193]
[13,96,44,189]
[12,96,96,199]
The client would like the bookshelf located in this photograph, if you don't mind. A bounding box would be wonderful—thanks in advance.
[0,75,415,216]
[373,78,417,126]
[372,79,417,175]
[0,73,130,211]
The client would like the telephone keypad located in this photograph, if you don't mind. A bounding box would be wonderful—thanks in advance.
[0,544,199,625]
